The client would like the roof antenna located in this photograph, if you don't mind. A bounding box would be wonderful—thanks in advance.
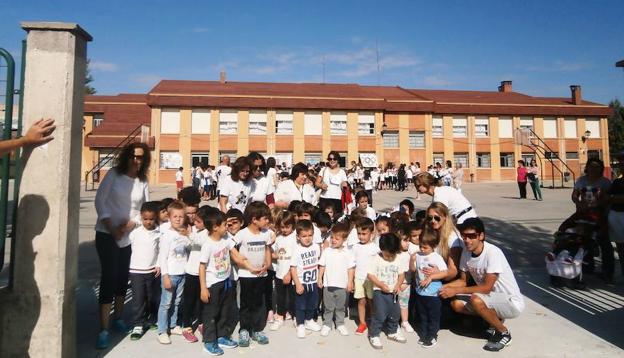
[376,40,380,86]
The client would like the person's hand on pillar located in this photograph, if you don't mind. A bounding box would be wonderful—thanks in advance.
[0,118,56,155]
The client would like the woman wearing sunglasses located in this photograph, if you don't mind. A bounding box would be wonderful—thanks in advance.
[219,156,256,213]
[421,202,462,282]
[247,152,275,208]
[316,151,348,217]
[414,172,477,224]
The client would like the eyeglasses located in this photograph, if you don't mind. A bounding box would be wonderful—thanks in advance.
[327,157,337,161]
[133,155,144,160]
[460,232,480,240]
[427,215,442,222]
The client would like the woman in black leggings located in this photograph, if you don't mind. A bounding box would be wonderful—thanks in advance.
[94,142,151,349]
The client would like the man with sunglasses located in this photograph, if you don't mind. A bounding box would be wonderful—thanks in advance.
[439,218,524,352]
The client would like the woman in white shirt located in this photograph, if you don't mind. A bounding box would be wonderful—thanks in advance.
[266,157,279,194]
[248,152,275,208]
[421,202,463,282]
[316,151,349,217]
[94,142,151,349]
[274,162,316,207]
[414,172,477,224]
[219,156,255,213]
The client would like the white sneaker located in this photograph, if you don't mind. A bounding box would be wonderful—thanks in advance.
[157,333,171,345]
[388,330,407,343]
[320,325,331,336]
[336,325,349,336]
[269,319,283,331]
[170,326,184,335]
[369,336,383,349]
[304,320,321,332]
[402,321,415,333]
[297,325,306,338]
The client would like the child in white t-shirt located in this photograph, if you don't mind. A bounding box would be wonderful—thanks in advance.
[355,190,376,221]
[270,210,298,331]
[351,218,379,335]
[412,231,448,348]
[176,167,184,192]
[318,222,355,336]
[129,202,161,340]
[290,220,322,338]
[397,230,414,334]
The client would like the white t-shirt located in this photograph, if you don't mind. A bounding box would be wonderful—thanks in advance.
[415,251,447,296]
[274,179,315,205]
[406,169,413,179]
[266,167,278,192]
[408,242,420,255]
[129,226,160,274]
[371,170,379,183]
[232,227,272,278]
[252,175,275,203]
[185,229,210,275]
[368,253,409,290]
[352,242,380,280]
[432,186,477,224]
[199,236,235,287]
[320,168,348,200]
[290,243,321,285]
[346,227,359,250]
[215,165,232,191]
[319,247,355,288]
[365,206,376,221]
[158,228,191,276]
[364,179,373,190]
[460,242,525,312]
[220,175,255,212]
[176,170,183,182]
[272,232,297,279]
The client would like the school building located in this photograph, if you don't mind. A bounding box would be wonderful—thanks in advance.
[82,78,612,185]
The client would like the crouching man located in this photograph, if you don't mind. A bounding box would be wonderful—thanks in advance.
[439,217,524,352]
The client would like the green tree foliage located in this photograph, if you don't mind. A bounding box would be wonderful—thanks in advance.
[85,58,96,95]
[609,100,624,158]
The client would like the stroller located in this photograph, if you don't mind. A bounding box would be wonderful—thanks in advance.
[546,212,599,289]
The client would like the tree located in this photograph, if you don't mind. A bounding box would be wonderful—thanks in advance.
[85,58,96,95]
[609,100,624,159]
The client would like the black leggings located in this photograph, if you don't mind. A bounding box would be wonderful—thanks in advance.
[182,274,202,329]
[96,231,131,304]
[274,277,295,316]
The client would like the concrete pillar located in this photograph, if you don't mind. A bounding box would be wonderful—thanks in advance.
[209,109,219,166]
[375,112,384,166]
[81,114,94,181]
[266,110,276,156]
[237,110,249,157]
[398,114,409,164]
[443,115,453,161]
[490,116,501,181]
[322,112,331,159]
[347,112,359,164]
[293,111,304,163]
[179,109,192,183]
[150,107,161,184]
[424,113,433,167]
[467,116,477,177]
[0,22,91,358]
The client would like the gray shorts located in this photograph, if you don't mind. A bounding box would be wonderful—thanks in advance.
[459,292,522,319]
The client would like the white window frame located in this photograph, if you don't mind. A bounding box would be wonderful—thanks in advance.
[219,110,238,135]
[500,153,514,168]
[520,117,534,133]
[454,153,468,168]
[358,112,375,135]
[330,112,347,135]
[432,116,443,137]
[585,118,600,138]
[304,153,322,165]
[498,117,513,138]
[160,151,183,169]
[409,131,425,148]
[543,117,557,138]
[383,131,399,148]
[477,153,491,168]
[93,113,104,127]
[475,117,489,137]
[97,149,115,169]
[191,109,211,134]
[452,117,467,138]
[276,111,293,135]
[249,110,268,135]
[161,108,181,134]
[304,112,323,135]
[432,153,444,166]
[192,152,210,168]
[564,118,577,139]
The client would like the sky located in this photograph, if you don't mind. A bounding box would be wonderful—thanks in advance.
[1,0,623,104]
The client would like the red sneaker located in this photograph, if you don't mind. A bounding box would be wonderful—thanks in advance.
[182,329,198,343]
[355,323,367,335]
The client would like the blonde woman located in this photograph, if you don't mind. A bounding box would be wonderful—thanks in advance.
[414,172,477,224]
[421,202,463,281]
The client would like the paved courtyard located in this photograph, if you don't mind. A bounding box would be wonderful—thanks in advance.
[76,182,624,357]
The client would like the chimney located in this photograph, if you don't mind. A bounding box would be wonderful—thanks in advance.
[570,85,582,105]
[498,80,512,93]
[219,71,226,84]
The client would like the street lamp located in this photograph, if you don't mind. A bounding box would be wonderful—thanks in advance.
[380,120,388,137]
[581,130,591,143]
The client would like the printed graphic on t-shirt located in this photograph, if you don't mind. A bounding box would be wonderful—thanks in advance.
[213,246,231,280]
[375,263,399,287]
[277,247,291,262]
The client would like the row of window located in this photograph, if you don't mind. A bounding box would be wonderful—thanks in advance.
[159,109,376,136]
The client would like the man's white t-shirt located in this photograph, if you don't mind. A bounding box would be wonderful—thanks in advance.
[232,227,272,278]
[216,165,232,191]
[290,243,321,285]
[199,237,235,287]
[352,242,380,280]
[252,175,275,203]
[272,232,297,279]
[432,186,477,224]
[367,253,409,290]
[320,168,348,200]
[460,242,525,312]
[274,179,315,205]
[319,247,355,288]
[220,175,255,212]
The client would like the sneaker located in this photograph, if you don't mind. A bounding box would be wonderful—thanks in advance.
[130,326,144,341]
[95,330,109,349]
[251,331,269,345]
[203,342,224,356]
[304,319,321,332]
[417,338,424,345]
[267,310,275,324]
[320,325,331,336]
[369,336,383,349]
[112,319,129,334]
[285,313,293,320]
[269,319,283,331]
[336,325,349,336]
[170,326,184,335]
[485,326,496,340]
[483,331,512,352]
[355,323,367,335]
[217,336,238,349]
[198,324,204,336]
[158,333,171,345]
[401,321,415,333]
[182,329,198,343]
[238,330,250,347]
[387,330,407,343]
[422,337,437,348]
[297,325,306,338]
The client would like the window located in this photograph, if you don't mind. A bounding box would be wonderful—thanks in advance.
[383,131,399,147]
[588,150,602,160]
[564,118,577,138]
[160,152,182,169]
[475,117,489,137]
[521,154,534,165]
[161,108,180,134]
[432,116,443,137]
[191,109,211,134]
[498,117,513,138]
[304,112,323,135]
[276,111,293,134]
[566,152,579,160]
[219,152,237,163]
[358,112,375,135]
[454,153,468,168]
[544,152,558,159]
[219,110,238,134]
[520,117,533,133]
[93,113,104,127]
[452,117,467,137]
[432,153,444,166]
[477,153,491,168]
[249,110,267,134]
[500,153,514,168]
[304,153,322,165]
[409,132,425,148]
[585,118,600,138]
[330,112,347,135]
[192,153,210,168]
[543,117,557,138]
[97,149,115,169]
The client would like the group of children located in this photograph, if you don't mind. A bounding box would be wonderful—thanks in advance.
[125,187,450,354]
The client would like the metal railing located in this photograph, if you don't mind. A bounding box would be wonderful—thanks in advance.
[517,128,576,188]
